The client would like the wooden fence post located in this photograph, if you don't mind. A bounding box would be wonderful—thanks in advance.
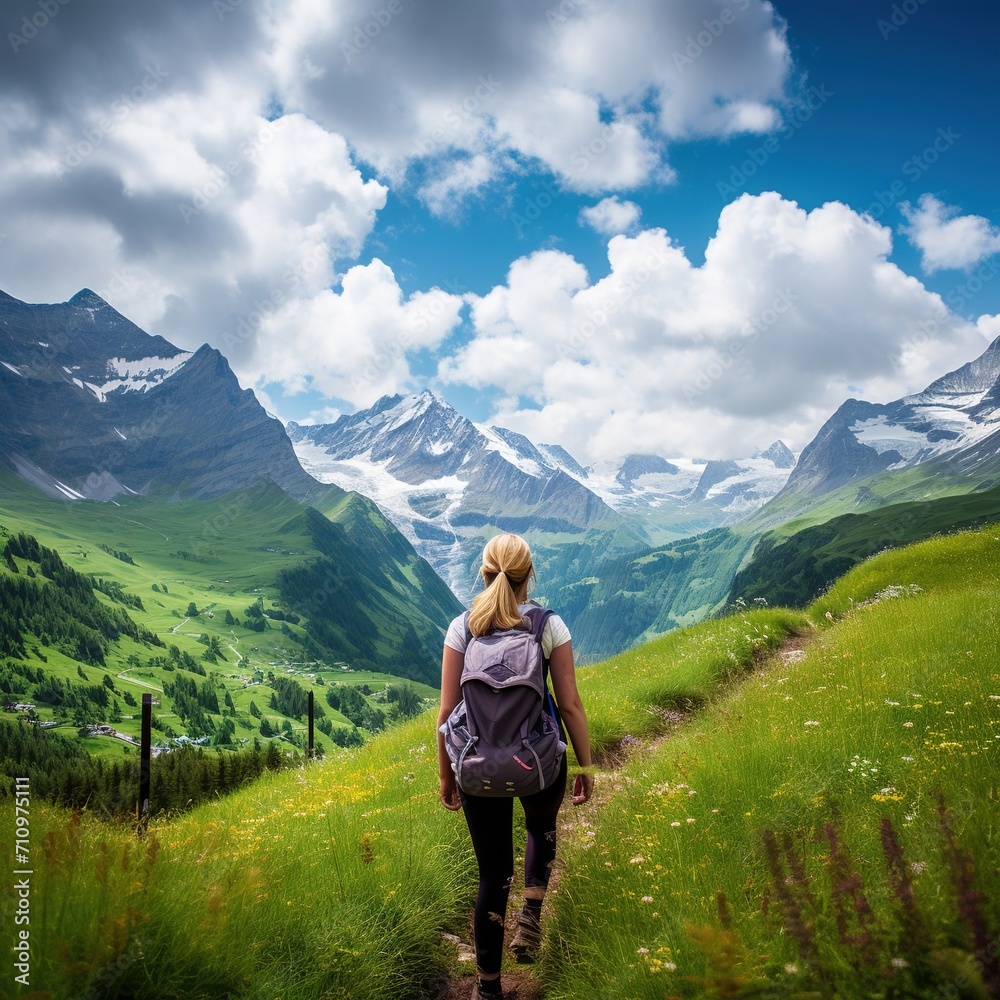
[308,690,314,759]
[137,693,151,835]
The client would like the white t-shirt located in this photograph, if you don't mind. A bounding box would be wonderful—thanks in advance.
[444,604,571,659]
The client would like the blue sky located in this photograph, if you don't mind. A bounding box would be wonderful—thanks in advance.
[1,0,998,462]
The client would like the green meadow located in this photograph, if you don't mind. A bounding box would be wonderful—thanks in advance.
[0,472,442,771]
[6,527,999,998]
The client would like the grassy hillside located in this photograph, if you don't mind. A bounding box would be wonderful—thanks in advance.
[729,480,1000,608]
[0,469,456,770]
[564,457,996,662]
[8,528,997,998]
[561,525,758,661]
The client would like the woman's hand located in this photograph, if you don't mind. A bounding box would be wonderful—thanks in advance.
[572,772,593,805]
[439,777,462,811]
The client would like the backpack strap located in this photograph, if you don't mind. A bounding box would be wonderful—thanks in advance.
[522,605,554,653]
[522,606,565,738]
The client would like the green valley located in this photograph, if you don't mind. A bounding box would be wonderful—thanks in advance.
[0,468,457,791]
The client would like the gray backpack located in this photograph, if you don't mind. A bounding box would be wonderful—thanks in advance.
[441,606,566,797]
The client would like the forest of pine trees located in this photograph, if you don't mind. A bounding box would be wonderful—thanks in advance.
[0,531,161,663]
[0,719,298,818]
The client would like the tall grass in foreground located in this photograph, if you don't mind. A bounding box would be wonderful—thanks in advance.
[546,530,1000,999]
[19,730,472,999]
[10,531,998,998]
[8,605,803,997]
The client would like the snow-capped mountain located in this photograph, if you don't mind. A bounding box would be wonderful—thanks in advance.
[288,391,797,598]
[0,288,314,499]
[287,391,622,598]
[782,334,1000,498]
[579,443,795,522]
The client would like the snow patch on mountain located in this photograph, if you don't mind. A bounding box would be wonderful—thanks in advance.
[782,334,1000,498]
[476,424,549,478]
[99,354,192,395]
[294,439,473,595]
[1,361,24,376]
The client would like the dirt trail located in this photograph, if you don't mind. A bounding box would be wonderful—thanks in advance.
[427,628,816,999]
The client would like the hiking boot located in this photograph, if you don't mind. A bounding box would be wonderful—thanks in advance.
[470,981,503,1000]
[509,908,542,963]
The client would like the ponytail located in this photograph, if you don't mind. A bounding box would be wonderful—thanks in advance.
[467,534,534,637]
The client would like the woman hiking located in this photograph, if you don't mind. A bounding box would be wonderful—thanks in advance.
[437,533,594,1000]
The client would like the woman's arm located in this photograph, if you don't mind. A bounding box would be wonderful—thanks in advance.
[548,641,594,804]
[436,644,464,810]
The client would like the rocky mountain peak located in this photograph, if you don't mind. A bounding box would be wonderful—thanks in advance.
[921,333,1000,398]
[68,288,111,309]
[615,453,679,487]
[753,440,795,467]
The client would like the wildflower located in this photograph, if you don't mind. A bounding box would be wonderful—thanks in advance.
[903,721,914,727]
[711,808,720,814]
[670,821,681,828]
[641,896,654,903]
[990,695,1000,701]
[630,856,645,864]
[804,720,819,726]
[901,756,914,761]
[664,961,677,971]
[636,947,649,954]
[686,817,696,824]
[891,957,909,969]
[785,963,799,974]
[884,700,900,707]
[910,861,927,874]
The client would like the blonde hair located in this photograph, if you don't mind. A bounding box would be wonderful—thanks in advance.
[467,533,535,637]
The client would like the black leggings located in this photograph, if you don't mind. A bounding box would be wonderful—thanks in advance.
[459,757,567,976]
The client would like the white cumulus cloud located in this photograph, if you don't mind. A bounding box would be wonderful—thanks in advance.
[241,258,464,407]
[273,0,792,203]
[901,194,1000,272]
[580,197,642,236]
[442,193,990,462]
